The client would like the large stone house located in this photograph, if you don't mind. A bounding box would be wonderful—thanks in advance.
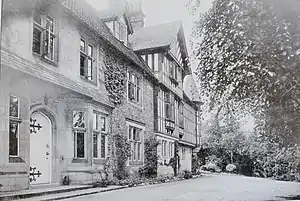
[128,15,201,174]
[0,0,155,191]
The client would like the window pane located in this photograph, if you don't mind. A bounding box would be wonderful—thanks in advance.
[46,16,54,32]
[32,27,42,54]
[87,59,92,80]
[80,54,86,77]
[133,142,137,160]
[76,132,85,158]
[138,143,141,160]
[148,54,153,69]
[88,45,93,57]
[80,39,85,52]
[46,34,55,61]
[101,134,106,159]
[154,53,159,71]
[136,87,140,103]
[101,116,106,132]
[93,113,97,130]
[9,96,19,118]
[33,12,42,25]
[128,126,132,140]
[93,133,98,158]
[73,111,86,128]
[9,122,19,156]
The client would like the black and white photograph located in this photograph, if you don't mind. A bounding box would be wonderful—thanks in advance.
[0,0,299,200]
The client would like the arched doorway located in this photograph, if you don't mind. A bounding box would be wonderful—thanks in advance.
[29,112,52,185]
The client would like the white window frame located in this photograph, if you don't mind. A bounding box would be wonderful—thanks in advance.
[32,11,56,61]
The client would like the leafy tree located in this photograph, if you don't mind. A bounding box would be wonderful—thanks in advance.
[191,0,300,146]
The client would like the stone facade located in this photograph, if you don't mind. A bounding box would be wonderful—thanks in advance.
[0,0,155,192]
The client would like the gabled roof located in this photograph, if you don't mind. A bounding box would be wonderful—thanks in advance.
[57,0,154,79]
[97,4,134,34]
[129,21,182,51]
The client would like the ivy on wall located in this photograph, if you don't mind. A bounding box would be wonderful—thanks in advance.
[104,48,127,105]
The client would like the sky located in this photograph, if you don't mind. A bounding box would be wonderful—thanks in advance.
[85,0,213,55]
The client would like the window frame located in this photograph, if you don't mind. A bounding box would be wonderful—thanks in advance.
[127,70,142,104]
[80,38,94,81]
[93,112,108,160]
[72,110,87,160]
[32,11,56,62]
[8,95,21,158]
[128,124,144,162]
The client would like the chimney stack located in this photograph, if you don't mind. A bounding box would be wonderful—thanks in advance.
[127,1,145,30]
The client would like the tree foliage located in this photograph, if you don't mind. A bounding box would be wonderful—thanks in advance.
[191,0,300,145]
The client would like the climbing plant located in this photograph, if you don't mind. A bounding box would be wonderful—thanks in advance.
[112,133,131,180]
[104,47,127,105]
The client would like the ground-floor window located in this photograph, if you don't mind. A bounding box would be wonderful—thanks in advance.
[73,111,86,159]
[74,131,85,158]
[9,95,21,157]
[93,112,108,159]
[128,124,143,162]
[161,140,167,157]
[169,142,174,158]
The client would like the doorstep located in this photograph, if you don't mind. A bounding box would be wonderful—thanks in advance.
[13,186,127,201]
[0,185,92,201]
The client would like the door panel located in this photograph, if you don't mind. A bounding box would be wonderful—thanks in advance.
[30,112,52,185]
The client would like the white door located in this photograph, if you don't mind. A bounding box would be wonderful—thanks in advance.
[30,112,52,185]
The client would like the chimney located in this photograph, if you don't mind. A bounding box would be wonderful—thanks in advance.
[127,1,145,30]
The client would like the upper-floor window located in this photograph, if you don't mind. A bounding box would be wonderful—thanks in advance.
[164,92,175,121]
[128,71,141,103]
[80,39,94,81]
[115,21,127,43]
[32,12,56,61]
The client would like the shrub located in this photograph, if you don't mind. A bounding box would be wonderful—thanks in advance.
[200,163,221,173]
[226,164,237,173]
[140,137,159,178]
[183,170,193,179]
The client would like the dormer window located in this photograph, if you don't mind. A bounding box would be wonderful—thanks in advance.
[114,21,127,44]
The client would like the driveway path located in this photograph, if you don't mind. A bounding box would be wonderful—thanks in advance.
[66,174,300,201]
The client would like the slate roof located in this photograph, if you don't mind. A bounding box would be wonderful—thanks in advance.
[59,0,155,78]
[129,21,182,51]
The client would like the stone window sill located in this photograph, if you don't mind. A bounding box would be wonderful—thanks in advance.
[80,76,97,86]
[72,158,88,163]
[33,52,58,67]
[9,157,25,163]
[93,158,106,164]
